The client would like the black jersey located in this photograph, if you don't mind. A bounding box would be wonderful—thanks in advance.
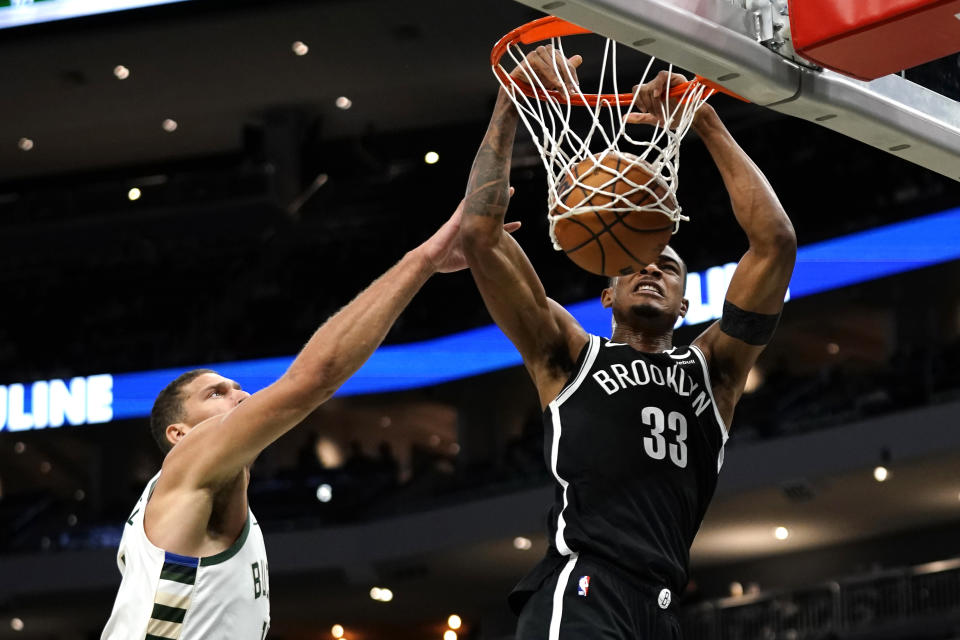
[512,334,728,611]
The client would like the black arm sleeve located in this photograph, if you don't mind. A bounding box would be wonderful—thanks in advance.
[719,300,781,346]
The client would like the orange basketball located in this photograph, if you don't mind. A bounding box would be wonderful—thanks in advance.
[552,153,676,277]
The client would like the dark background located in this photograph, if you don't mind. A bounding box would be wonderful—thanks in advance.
[2,1,960,638]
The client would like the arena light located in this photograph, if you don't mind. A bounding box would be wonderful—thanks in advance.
[127,187,142,201]
[369,586,393,602]
[444,631,457,640]
[17,138,33,151]
[873,465,889,482]
[335,96,352,110]
[315,438,343,468]
[331,624,344,638]
[424,151,440,165]
[315,483,332,503]
[10,618,23,631]
[513,536,532,550]
[162,118,178,132]
[774,526,789,540]
[448,614,462,630]
[113,65,130,80]
[292,41,309,56]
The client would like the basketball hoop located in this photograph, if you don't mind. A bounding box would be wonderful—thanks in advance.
[491,17,735,252]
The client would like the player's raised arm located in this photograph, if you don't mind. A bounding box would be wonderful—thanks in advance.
[686,103,797,426]
[461,47,588,405]
[160,204,476,489]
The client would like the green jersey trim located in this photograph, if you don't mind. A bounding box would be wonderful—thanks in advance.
[200,515,251,566]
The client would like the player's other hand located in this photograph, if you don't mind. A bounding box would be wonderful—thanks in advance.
[625,70,689,129]
[510,45,583,95]
[421,189,521,273]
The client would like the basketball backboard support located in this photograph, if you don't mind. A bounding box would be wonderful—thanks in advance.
[510,0,960,182]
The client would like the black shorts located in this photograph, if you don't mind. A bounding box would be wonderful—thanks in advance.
[514,553,682,640]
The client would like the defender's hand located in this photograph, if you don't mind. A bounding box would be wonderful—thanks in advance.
[510,45,583,94]
[421,189,521,274]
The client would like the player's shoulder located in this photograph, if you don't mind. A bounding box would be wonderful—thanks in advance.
[546,299,589,338]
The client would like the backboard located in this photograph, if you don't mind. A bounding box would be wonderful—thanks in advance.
[510,0,960,182]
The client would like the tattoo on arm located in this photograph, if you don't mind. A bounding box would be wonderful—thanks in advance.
[464,147,511,218]
[464,95,519,221]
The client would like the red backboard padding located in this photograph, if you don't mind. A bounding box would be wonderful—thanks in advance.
[790,0,960,80]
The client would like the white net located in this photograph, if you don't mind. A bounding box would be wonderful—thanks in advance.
[493,34,713,251]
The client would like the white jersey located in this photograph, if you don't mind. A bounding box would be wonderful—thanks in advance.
[102,473,271,640]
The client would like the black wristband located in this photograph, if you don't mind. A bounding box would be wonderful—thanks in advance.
[719,300,781,346]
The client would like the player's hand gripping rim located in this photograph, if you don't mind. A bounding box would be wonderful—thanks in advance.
[624,70,692,129]
[510,45,583,96]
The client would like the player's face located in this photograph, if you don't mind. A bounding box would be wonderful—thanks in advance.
[602,246,688,325]
[179,373,250,428]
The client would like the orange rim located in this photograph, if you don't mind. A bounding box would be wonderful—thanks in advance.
[491,16,748,107]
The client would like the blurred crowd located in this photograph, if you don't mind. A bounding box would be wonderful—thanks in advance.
[4,330,960,556]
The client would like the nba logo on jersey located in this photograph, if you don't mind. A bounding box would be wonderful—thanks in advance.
[577,575,590,596]
[658,588,672,609]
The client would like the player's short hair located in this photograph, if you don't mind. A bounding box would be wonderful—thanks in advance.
[150,369,216,455]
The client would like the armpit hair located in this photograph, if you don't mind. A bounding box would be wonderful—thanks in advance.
[544,338,576,379]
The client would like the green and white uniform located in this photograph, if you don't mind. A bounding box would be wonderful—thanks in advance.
[102,473,271,640]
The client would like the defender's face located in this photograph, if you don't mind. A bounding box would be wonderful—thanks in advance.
[602,246,687,322]
[179,372,249,429]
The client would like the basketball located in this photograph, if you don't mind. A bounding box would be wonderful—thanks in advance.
[551,153,676,277]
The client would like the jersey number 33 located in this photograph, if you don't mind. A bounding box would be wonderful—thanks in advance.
[641,406,688,468]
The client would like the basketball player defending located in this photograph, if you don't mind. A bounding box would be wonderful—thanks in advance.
[461,48,796,638]
[101,202,518,639]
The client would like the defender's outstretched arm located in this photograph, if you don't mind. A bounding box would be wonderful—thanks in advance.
[163,205,474,489]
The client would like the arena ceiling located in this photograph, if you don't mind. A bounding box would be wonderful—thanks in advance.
[0,0,544,180]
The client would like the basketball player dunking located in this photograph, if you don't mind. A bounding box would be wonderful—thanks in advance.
[101,203,519,640]
[461,48,796,638]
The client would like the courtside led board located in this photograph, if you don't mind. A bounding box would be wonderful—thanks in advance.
[3,205,960,430]
[0,0,190,30]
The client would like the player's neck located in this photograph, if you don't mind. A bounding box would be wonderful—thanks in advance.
[610,325,673,352]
